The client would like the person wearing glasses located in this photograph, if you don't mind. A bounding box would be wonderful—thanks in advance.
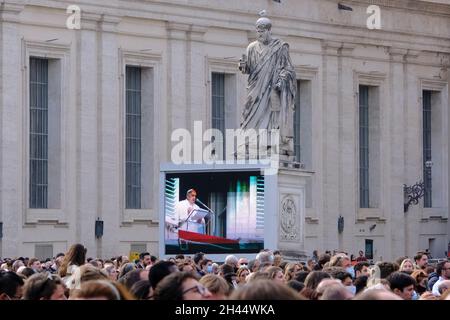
[153,271,212,300]
[22,272,67,300]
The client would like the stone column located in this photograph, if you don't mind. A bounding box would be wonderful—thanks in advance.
[321,41,341,252]
[187,26,207,128]
[0,2,23,257]
[389,48,408,258]
[166,22,189,141]
[75,13,100,254]
[403,50,421,257]
[97,15,121,259]
[338,44,356,253]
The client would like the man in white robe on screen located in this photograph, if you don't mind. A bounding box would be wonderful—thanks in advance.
[174,189,205,234]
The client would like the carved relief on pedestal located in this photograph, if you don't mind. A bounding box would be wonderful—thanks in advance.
[279,195,299,242]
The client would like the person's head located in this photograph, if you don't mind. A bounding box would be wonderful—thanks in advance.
[255,251,274,267]
[354,288,402,300]
[18,267,35,279]
[139,252,151,267]
[22,273,66,300]
[354,261,370,278]
[248,259,260,272]
[59,244,87,277]
[149,260,178,290]
[399,259,415,274]
[304,271,331,290]
[266,266,284,284]
[411,269,428,293]
[387,272,416,300]
[283,263,299,282]
[236,267,250,284]
[200,259,212,272]
[437,280,450,295]
[230,279,302,300]
[246,271,270,283]
[414,252,428,269]
[118,262,136,279]
[119,269,148,290]
[320,282,353,300]
[178,262,194,273]
[218,264,236,286]
[55,253,65,266]
[376,262,397,279]
[317,254,331,269]
[359,250,364,257]
[0,271,24,300]
[130,280,152,300]
[330,254,351,269]
[28,258,42,272]
[186,189,197,205]
[224,255,238,269]
[175,254,185,263]
[255,15,272,45]
[193,252,205,266]
[294,271,310,283]
[332,270,353,286]
[287,280,305,293]
[70,280,121,300]
[436,260,450,280]
[103,265,119,281]
[199,274,230,299]
[12,260,25,272]
[316,279,342,295]
[153,271,211,300]
[237,258,248,268]
[78,264,108,284]
[354,275,368,294]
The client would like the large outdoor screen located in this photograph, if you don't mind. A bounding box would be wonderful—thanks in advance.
[164,171,264,254]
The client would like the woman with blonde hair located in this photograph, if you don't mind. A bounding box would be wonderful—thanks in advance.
[399,258,415,275]
[236,267,250,286]
[284,263,300,282]
[199,274,230,299]
[266,266,284,284]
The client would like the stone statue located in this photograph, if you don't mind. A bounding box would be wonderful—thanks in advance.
[239,11,296,158]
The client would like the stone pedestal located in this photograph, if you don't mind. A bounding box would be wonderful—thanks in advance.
[265,164,313,262]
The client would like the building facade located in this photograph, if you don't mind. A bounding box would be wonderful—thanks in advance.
[0,0,449,261]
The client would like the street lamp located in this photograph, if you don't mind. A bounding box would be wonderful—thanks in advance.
[404,160,433,212]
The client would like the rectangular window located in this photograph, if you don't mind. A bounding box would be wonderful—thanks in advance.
[294,81,301,163]
[125,66,142,209]
[30,58,49,209]
[365,239,374,260]
[423,90,432,208]
[294,79,313,208]
[359,86,370,208]
[212,73,225,158]
[35,244,53,261]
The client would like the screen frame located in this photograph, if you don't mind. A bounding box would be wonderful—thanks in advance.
[159,163,278,262]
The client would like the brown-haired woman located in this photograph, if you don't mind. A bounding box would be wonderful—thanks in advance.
[58,243,87,290]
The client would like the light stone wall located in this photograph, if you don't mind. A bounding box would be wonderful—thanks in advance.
[0,0,449,260]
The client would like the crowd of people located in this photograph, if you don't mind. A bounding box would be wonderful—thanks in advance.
[1,245,449,300]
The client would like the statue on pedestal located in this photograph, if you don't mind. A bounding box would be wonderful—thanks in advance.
[238,11,297,159]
